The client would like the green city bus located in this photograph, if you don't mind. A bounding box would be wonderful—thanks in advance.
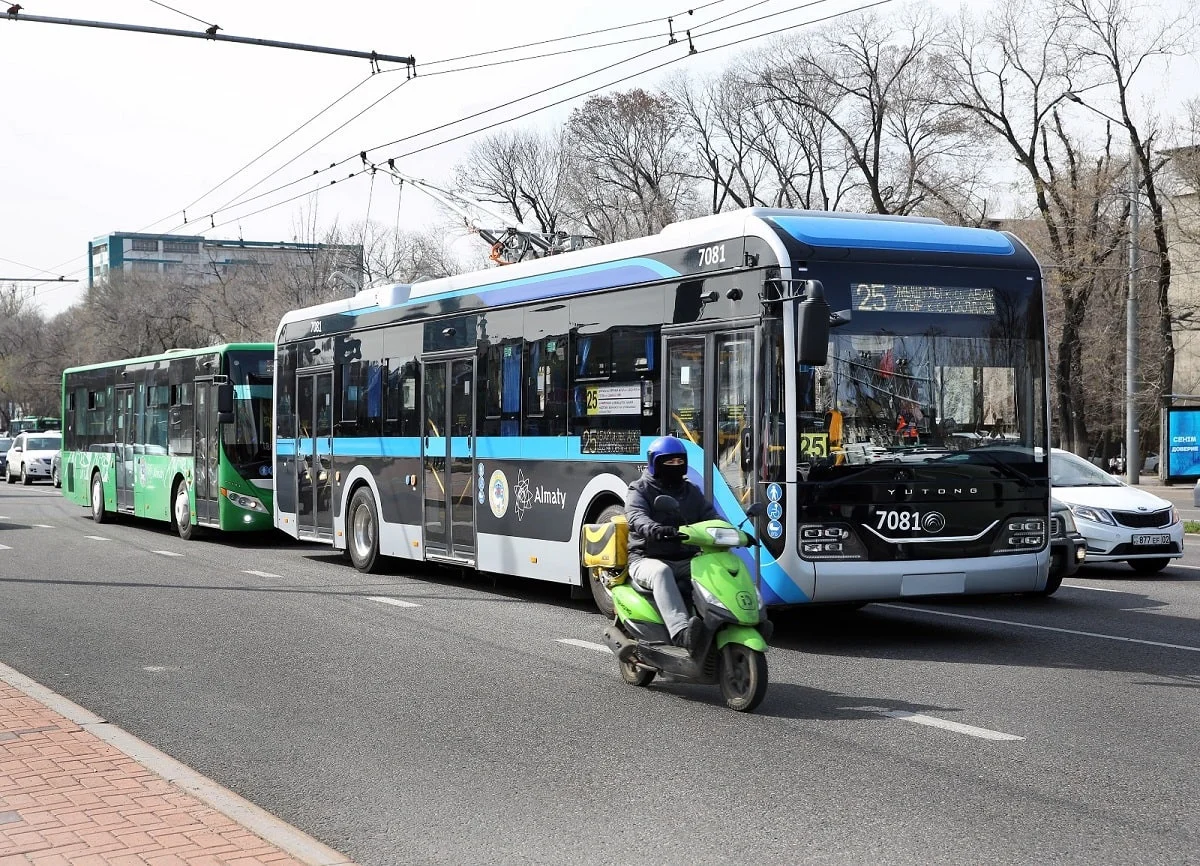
[60,344,274,538]
[8,416,61,435]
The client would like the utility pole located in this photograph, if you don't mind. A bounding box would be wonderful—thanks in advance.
[1127,143,1140,484]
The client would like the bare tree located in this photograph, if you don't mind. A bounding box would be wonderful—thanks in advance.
[453,129,570,234]
[752,7,985,217]
[560,88,699,242]
[1061,0,1199,458]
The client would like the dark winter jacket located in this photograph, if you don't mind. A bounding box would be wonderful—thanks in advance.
[625,469,719,563]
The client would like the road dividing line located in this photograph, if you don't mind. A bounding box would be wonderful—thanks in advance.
[557,638,611,653]
[0,544,10,551]
[243,569,282,578]
[84,535,110,541]
[845,706,1024,741]
[368,596,421,608]
[152,550,184,557]
[1060,582,1126,593]
[33,524,54,529]
[879,603,1200,652]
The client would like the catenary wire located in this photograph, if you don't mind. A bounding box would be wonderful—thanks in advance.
[420,0,732,66]
[203,0,892,234]
[145,0,217,29]
[207,0,810,218]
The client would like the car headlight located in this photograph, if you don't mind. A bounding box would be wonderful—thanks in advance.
[1068,503,1116,526]
[1171,507,1180,525]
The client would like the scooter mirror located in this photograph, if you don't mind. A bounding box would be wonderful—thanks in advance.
[746,502,767,518]
[653,495,681,514]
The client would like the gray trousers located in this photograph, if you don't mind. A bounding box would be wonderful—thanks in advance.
[628,558,693,638]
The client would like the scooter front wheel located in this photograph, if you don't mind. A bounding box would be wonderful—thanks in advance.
[619,657,656,687]
[718,644,768,712]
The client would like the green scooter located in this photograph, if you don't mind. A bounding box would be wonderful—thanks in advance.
[599,497,772,712]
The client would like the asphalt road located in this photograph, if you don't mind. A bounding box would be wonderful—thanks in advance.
[1,482,1198,865]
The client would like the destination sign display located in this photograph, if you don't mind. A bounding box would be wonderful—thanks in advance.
[851,283,997,315]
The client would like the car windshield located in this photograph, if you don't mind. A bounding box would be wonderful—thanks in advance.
[26,437,60,451]
[1051,450,1123,487]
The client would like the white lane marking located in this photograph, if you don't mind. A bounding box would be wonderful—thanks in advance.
[1060,583,1125,593]
[243,569,281,578]
[84,535,110,541]
[844,706,1024,741]
[142,666,180,673]
[0,544,10,551]
[557,638,611,653]
[1169,563,1200,571]
[33,524,54,529]
[878,603,1200,653]
[152,550,184,557]
[369,596,421,608]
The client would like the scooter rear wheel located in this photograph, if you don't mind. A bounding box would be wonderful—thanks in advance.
[619,657,656,687]
[718,644,768,712]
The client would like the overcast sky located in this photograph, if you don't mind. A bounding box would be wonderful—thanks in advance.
[1,0,1192,316]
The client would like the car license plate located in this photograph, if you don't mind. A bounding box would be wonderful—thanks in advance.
[1133,534,1170,545]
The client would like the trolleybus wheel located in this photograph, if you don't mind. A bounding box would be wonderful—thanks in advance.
[347,486,381,573]
[584,503,624,617]
[90,472,110,524]
[718,643,769,712]
[173,479,199,540]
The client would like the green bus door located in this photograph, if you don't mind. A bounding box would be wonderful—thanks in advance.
[193,381,222,525]
[116,386,136,513]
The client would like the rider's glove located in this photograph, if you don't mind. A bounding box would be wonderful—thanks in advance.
[650,524,677,542]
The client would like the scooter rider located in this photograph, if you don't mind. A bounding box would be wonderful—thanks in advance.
[625,435,719,652]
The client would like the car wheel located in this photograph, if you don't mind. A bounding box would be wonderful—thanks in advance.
[52,464,60,488]
[1128,558,1170,574]
[20,464,31,485]
[4,467,13,485]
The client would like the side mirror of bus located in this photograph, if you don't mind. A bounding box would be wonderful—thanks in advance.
[796,280,831,366]
[216,382,235,425]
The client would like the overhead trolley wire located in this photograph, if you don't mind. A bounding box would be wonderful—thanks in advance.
[201,0,890,235]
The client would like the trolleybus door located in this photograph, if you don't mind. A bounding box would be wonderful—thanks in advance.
[664,330,757,509]
[295,370,334,540]
[193,381,221,524]
[421,355,476,562]
[115,385,136,513]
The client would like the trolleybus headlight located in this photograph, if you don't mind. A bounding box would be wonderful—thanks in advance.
[990,515,1046,553]
[223,489,266,512]
[798,523,867,560]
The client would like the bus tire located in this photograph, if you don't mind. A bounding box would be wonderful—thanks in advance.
[90,472,111,524]
[347,486,381,573]
[172,479,199,541]
[584,503,625,617]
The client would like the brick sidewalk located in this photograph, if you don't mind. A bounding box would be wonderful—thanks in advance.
[0,677,349,865]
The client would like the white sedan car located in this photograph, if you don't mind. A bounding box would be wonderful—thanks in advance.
[1051,447,1183,574]
[4,431,62,485]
